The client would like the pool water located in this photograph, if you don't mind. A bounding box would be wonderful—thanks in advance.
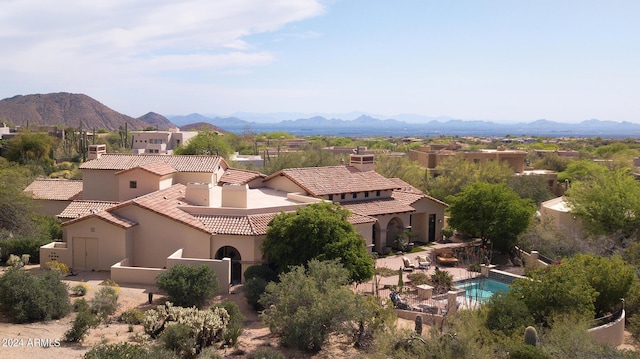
[456,278,509,302]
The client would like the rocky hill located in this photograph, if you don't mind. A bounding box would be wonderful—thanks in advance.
[0,93,174,131]
[137,112,175,130]
[179,122,226,133]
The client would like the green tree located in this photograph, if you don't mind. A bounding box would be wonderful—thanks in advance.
[557,159,607,183]
[510,263,597,325]
[3,131,55,166]
[507,175,554,206]
[565,168,640,237]
[259,260,372,352]
[562,254,634,316]
[174,129,232,158]
[157,265,219,308]
[262,202,374,283]
[425,157,513,201]
[374,155,427,192]
[447,183,536,253]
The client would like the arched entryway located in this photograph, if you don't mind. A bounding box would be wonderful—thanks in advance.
[215,246,242,284]
[385,217,405,248]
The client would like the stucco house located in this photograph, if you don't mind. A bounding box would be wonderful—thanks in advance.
[35,153,447,289]
[539,196,583,237]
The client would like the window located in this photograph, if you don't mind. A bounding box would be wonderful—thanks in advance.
[352,193,357,199]
[328,194,333,201]
[340,194,345,200]
[129,181,137,189]
[365,192,369,198]
[376,190,381,197]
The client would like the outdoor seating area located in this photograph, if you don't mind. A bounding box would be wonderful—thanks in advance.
[435,248,459,266]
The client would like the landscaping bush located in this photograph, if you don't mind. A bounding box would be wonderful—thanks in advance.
[484,292,533,334]
[161,323,197,358]
[244,265,278,282]
[157,264,219,308]
[91,285,119,320]
[249,347,286,359]
[0,268,71,323]
[64,304,100,342]
[428,267,453,294]
[71,283,89,296]
[406,272,429,286]
[243,277,268,311]
[6,254,23,267]
[46,260,70,275]
[83,342,178,359]
[119,308,144,325]
[213,301,245,346]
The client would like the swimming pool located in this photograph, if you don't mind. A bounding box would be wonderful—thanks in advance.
[456,278,509,302]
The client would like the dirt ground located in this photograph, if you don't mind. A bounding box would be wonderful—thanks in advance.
[0,266,637,358]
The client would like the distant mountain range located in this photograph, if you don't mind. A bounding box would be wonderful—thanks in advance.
[168,113,640,138]
[2,92,640,137]
[0,93,174,131]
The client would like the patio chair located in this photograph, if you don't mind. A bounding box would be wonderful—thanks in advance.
[402,257,416,271]
[417,255,430,269]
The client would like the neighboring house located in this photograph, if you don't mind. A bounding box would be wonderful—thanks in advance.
[24,179,83,217]
[35,153,446,289]
[130,129,197,155]
[539,196,583,237]
[409,145,527,174]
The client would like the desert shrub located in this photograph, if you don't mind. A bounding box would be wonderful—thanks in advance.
[375,266,399,277]
[0,268,70,323]
[83,342,178,359]
[157,264,219,308]
[508,343,551,359]
[213,301,245,346]
[119,308,144,325]
[249,347,286,359]
[259,260,363,352]
[143,302,229,355]
[6,254,23,267]
[244,277,268,311]
[71,283,89,296]
[91,285,119,320]
[46,260,70,276]
[100,279,120,292]
[0,237,51,264]
[628,313,640,343]
[244,265,277,282]
[406,272,429,286]
[484,292,533,334]
[162,323,197,358]
[196,347,223,359]
[64,304,100,342]
[73,298,89,312]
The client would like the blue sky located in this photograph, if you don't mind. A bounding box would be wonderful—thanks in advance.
[1,1,639,123]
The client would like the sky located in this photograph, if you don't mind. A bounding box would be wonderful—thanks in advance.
[1,0,639,123]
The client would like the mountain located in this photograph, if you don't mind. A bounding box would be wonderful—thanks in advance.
[179,122,226,133]
[137,112,174,130]
[0,93,166,131]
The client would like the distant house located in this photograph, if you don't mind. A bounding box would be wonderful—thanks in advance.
[539,197,583,237]
[409,145,528,174]
[33,153,446,290]
[130,129,197,155]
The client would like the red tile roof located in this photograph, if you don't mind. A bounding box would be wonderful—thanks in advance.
[388,178,448,207]
[114,161,177,177]
[196,213,278,236]
[94,211,138,229]
[58,200,119,219]
[79,154,227,173]
[341,197,415,216]
[24,179,83,201]
[219,168,265,185]
[264,166,400,196]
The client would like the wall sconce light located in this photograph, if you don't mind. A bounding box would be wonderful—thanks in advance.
[438,219,443,223]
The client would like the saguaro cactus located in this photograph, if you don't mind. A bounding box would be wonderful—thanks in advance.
[524,326,538,346]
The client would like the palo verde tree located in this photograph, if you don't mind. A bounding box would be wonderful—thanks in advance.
[262,202,374,283]
[565,167,640,238]
[173,129,232,158]
[447,182,536,253]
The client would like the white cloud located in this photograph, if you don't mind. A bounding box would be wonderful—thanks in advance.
[0,0,325,89]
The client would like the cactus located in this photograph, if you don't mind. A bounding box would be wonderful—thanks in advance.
[415,315,423,335]
[524,326,538,346]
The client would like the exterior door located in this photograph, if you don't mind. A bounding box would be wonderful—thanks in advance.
[428,214,436,242]
[73,237,98,270]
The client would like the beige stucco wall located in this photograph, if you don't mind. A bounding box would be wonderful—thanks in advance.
[588,310,625,346]
[40,242,73,269]
[211,234,266,283]
[410,197,446,242]
[33,199,70,217]
[353,222,374,250]
[263,175,306,193]
[111,258,166,285]
[63,216,128,271]
[167,249,231,294]
[174,172,218,186]
[115,205,211,268]
[117,168,165,201]
[82,169,120,201]
[540,198,582,237]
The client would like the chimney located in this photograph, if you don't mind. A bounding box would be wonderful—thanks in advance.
[87,144,106,160]
[221,184,248,208]
[185,182,214,206]
[349,154,375,172]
